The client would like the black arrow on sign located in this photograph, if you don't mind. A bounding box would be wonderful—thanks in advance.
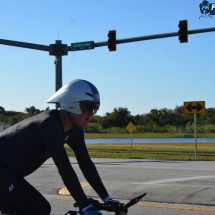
[186,103,203,112]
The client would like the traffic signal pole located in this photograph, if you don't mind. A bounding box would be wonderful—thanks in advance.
[0,39,67,109]
[1,26,215,108]
[54,40,63,109]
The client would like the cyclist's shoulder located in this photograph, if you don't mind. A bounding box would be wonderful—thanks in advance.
[0,110,61,140]
[38,109,60,123]
[0,110,56,132]
[37,110,63,131]
[16,109,59,125]
[8,110,62,134]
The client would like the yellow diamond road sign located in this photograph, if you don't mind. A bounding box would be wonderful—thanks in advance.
[126,122,135,133]
[184,101,205,114]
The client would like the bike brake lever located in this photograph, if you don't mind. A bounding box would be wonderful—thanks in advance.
[123,193,147,209]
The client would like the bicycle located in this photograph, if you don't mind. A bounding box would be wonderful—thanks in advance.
[0,193,147,215]
[64,193,147,215]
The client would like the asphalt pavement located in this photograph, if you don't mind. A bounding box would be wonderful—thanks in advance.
[24,157,215,214]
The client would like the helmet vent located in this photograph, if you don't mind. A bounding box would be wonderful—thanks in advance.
[85,92,94,98]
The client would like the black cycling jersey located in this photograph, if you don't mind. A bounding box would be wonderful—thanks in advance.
[0,110,108,208]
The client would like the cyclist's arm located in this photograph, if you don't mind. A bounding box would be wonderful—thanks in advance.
[37,119,90,209]
[67,129,109,200]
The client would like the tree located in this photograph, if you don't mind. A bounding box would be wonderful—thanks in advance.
[0,106,5,114]
[90,115,102,124]
[102,107,133,128]
[174,105,185,130]
[11,117,18,125]
[133,114,141,125]
[159,108,177,127]
[24,106,50,115]
[101,112,114,129]
[198,108,215,125]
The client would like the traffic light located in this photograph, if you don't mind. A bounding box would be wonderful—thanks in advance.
[178,20,188,43]
[108,30,116,51]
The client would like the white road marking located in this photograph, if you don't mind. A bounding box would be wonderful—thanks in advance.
[132,175,215,184]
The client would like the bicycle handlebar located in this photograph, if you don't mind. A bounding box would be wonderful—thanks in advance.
[123,193,147,209]
[66,193,147,214]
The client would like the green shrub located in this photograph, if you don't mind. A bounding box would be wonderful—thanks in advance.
[84,123,103,133]
[185,122,194,133]
[203,124,215,133]
[135,125,145,133]
[164,125,177,133]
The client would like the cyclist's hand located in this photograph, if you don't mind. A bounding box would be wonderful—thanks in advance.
[87,198,100,204]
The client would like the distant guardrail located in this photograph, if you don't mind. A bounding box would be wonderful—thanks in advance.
[0,123,11,132]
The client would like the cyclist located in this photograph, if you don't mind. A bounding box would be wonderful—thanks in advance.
[0,80,125,215]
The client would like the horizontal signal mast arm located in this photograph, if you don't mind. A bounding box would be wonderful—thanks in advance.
[0,39,55,52]
[1,26,214,52]
[63,26,215,51]
[93,27,215,48]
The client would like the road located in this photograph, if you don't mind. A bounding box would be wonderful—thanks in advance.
[25,158,215,215]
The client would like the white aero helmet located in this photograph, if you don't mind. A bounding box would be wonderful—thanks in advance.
[46,79,100,115]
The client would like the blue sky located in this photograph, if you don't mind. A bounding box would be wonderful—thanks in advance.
[0,0,214,116]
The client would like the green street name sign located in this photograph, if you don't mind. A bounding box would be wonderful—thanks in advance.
[71,41,94,51]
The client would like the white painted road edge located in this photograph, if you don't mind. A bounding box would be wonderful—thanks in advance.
[131,175,215,184]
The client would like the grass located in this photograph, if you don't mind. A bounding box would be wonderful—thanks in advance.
[66,142,215,160]
[84,133,215,139]
[87,142,215,152]
[65,142,215,152]
[67,151,215,161]
[66,132,215,161]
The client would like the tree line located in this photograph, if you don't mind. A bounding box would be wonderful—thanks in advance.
[1,105,215,133]
[0,106,49,125]
[86,106,215,133]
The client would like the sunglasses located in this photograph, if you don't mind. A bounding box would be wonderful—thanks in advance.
[80,101,100,114]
